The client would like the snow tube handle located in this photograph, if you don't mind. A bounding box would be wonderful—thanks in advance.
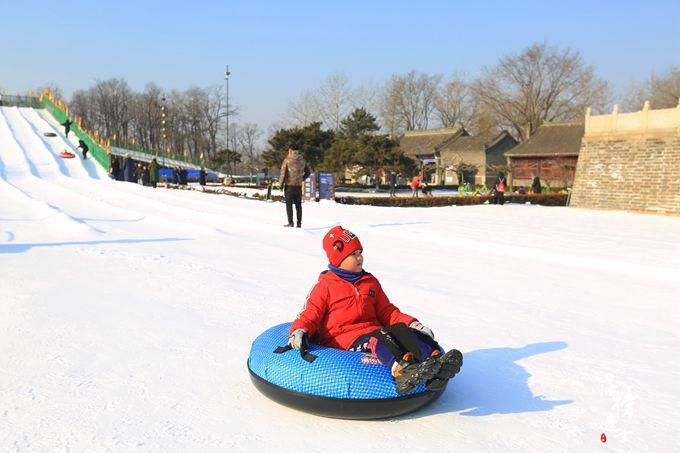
[273,344,317,363]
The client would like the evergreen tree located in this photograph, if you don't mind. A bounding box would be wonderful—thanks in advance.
[353,135,417,187]
[211,148,242,172]
[263,122,335,169]
[338,108,379,140]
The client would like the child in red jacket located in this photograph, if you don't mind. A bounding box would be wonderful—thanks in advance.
[288,226,462,394]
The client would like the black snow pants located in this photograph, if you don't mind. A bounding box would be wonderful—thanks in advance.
[284,185,302,226]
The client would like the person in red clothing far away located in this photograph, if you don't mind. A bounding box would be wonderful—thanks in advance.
[410,175,423,198]
[288,226,463,394]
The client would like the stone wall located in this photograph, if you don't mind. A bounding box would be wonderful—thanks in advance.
[570,103,680,215]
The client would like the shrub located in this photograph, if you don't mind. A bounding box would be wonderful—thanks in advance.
[335,193,567,207]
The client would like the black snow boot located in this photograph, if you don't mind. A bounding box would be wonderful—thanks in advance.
[426,349,463,391]
[393,353,442,395]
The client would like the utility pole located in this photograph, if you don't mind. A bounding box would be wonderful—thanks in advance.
[161,97,166,168]
[224,65,231,178]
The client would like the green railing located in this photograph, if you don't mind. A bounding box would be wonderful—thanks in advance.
[110,140,205,167]
[1,95,42,108]
[39,95,110,169]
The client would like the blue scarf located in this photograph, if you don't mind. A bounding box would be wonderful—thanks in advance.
[328,264,365,283]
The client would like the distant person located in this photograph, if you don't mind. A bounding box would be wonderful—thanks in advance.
[141,165,150,186]
[410,175,422,198]
[178,166,188,185]
[199,167,207,186]
[0,92,3,106]
[109,157,120,180]
[531,176,542,195]
[149,158,159,188]
[172,168,179,185]
[266,179,273,201]
[422,182,433,197]
[279,144,310,228]
[123,155,136,183]
[389,172,397,197]
[493,172,507,205]
[60,118,74,137]
[77,140,89,160]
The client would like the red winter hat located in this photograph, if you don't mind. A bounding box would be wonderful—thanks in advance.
[323,226,363,267]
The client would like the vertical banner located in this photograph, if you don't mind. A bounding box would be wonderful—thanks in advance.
[303,172,318,201]
[319,173,335,200]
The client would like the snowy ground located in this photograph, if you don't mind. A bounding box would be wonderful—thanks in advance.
[1,106,680,452]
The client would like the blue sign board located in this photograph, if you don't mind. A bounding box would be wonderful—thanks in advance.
[319,173,335,200]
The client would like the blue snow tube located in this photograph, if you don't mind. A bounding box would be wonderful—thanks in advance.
[247,323,446,419]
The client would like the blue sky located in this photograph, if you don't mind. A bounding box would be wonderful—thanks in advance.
[2,0,678,129]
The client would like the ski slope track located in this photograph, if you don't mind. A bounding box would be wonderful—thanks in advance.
[1,106,679,452]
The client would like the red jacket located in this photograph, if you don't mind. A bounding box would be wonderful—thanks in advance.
[290,271,418,350]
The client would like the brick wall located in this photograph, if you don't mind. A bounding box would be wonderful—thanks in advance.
[570,136,680,215]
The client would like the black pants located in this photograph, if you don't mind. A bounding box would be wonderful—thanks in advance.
[493,191,505,205]
[284,185,302,226]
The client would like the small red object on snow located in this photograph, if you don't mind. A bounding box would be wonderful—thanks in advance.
[59,150,75,159]
[600,433,607,443]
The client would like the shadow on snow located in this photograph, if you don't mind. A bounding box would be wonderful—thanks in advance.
[409,341,572,418]
[0,237,191,254]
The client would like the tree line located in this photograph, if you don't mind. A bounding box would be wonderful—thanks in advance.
[264,42,678,181]
[49,41,678,177]
[65,79,261,173]
[279,42,679,141]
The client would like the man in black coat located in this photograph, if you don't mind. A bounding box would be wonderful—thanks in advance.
[178,166,188,185]
[123,155,136,182]
[60,119,74,137]
[389,172,397,197]
[199,167,207,186]
[77,140,89,159]
[110,158,120,180]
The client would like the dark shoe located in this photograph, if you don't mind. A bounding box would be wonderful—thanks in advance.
[296,223,301,228]
[426,349,463,391]
[393,353,442,395]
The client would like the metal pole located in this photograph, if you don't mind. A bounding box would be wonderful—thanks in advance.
[224,65,231,178]
[161,97,166,169]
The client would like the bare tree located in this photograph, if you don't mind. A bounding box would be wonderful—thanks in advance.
[202,85,227,160]
[70,89,92,129]
[623,66,680,111]
[434,73,472,129]
[90,78,134,141]
[472,42,610,140]
[650,66,680,107]
[282,89,320,127]
[35,83,64,100]
[379,70,442,134]
[238,122,263,165]
[354,80,381,117]
[316,72,357,131]
[130,83,164,149]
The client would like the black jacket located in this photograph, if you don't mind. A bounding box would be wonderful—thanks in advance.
[178,169,188,185]
[123,158,136,182]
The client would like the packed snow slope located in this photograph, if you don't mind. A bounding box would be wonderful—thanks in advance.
[1,106,680,452]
